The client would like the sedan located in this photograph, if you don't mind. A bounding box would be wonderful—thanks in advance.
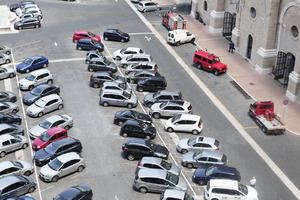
[0,53,11,65]
[23,84,60,105]
[14,17,41,30]
[0,160,33,178]
[0,67,15,80]
[113,110,152,126]
[120,120,156,139]
[0,45,11,55]
[127,70,160,84]
[113,47,144,60]
[0,124,24,136]
[0,91,17,103]
[176,136,220,154]
[125,62,158,75]
[136,157,181,175]
[53,184,93,200]
[103,29,130,42]
[39,152,85,182]
[0,114,22,125]
[0,102,19,114]
[16,56,48,73]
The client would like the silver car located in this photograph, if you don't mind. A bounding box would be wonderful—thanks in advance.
[161,189,196,200]
[133,168,187,193]
[0,160,33,178]
[136,157,181,176]
[19,69,53,91]
[176,136,220,154]
[29,114,73,139]
[39,152,85,182]
[137,1,159,12]
[0,124,24,136]
[0,91,17,102]
[0,134,28,158]
[26,94,64,118]
[100,81,131,95]
[0,175,36,198]
[149,101,192,119]
[181,150,227,169]
[0,102,19,114]
[99,89,137,108]
[113,47,145,61]
[127,70,160,84]
[0,46,11,55]
[119,54,152,68]
[125,62,158,75]
[0,67,15,80]
[0,53,11,65]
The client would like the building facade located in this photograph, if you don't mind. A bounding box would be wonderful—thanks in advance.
[191,0,300,103]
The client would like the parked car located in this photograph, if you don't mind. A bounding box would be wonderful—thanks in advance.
[0,175,36,199]
[16,56,48,73]
[136,76,167,92]
[0,114,21,125]
[15,4,39,17]
[6,196,35,200]
[204,179,258,200]
[9,1,35,12]
[29,114,73,139]
[181,150,227,169]
[0,134,28,158]
[32,127,68,151]
[143,90,182,107]
[20,10,42,21]
[33,137,82,166]
[0,67,15,80]
[176,136,220,154]
[103,29,130,42]
[72,31,101,43]
[133,169,187,193]
[23,84,60,105]
[0,45,11,55]
[87,57,117,73]
[0,53,11,65]
[0,124,24,136]
[0,102,19,114]
[26,94,63,118]
[167,29,195,45]
[160,189,195,200]
[39,152,85,182]
[125,62,158,75]
[100,81,131,95]
[137,1,159,12]
[113,47,144,60]
[0,161,33,178]
[14,17,41,30]
[120,120,156,139]
[149,101,192,119]
[165,114,202,135]
[120,54,152,68]
[85,50,105,64]
[0,91,17,103]
[76,39,104,52]
[122,138,169,161]
[99,89,137,108]
[89,72,126,88]
[19,68,53,91]
[192,165,241,185]
[127,70,161,84]
[53,184,93,200]
[136,157,181,175]
[113,110,152,126]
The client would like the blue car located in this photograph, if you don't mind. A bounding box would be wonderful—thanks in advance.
[16,56,49,73]
[76,39,104,52]
[7,195,35,200]
[192,165,241,185]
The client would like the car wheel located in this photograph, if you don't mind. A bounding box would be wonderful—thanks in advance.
[127,103,133,109]
[103,102,109,107]
[104,37,108,41]
[127,154,135,161]
[77,165,85,172]
[116,56,121,60]
[262,126,267,133]
[176,41,180,46]
[145,135,151,140]
[122,133,128,137]
[12,109,18,114]
[22,143,28,149]
[192,129,199,135]
[5,59,11,64]
[28,186,36,193]
[0,152,5,158]
[51,176,59,182]
[65,125,70,130]
[137,87,143,92]
[152,113,160,119]
[43,63,48,68]
[6,51,11,55]
[24,171,32,176]
[25,69,30,73]
[139,187,148,193]
[187,163,193,169]
[167,127,173,132]
[9,73,15,78]
[93,83,100,88]
[47,79,53,84]
[29,85,34,90]
[38,24,41,28]
[213,70,219,76]
[121,39,125,43]
[181,149,188,154]
[191,38,196,43]
[38,112,44,117]
[58,104,64,110]
[88,67,93,72]
[35,25,39,28]
[118,121,123,126]
[16,121,21,125]
[38,16,42,21]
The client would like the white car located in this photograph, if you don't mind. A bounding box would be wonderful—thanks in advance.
[16,4,39,17]
[167,29,195,45]
[176,136,220,154]
[113,47,145,61]
[119,54,152,68]
[0,67,15,80]
[137,1,159,12]
[0,160,33,178]
[164,114,202,135]
[19,69,53,91]
[28,114,73,139]
[26,94,63,118]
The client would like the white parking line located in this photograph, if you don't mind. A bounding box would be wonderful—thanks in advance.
[49,57,85,63]
[13,40,41,49]
[124,0,300,198]
[4,79,12,92]
[15,150,25,160]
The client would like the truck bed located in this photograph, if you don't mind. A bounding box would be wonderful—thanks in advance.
[256,115,285,130]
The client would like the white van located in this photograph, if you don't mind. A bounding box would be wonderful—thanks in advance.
[167,29,195,45]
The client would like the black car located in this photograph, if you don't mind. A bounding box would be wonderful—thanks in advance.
[22,84,60,105]
[114,110,152,126]
[122,138,169,161]
[0,114,22,125]
[10,1,35,12]
[54,184,93,200]
[136,76,167,92]
[33,137,82,166]
[120,120,156,139]
[87,57,117,73]
[76,39,104,52]
[14,17,41,30]
[89,72,126,88]
[127,70,161,84]
[0,91,17,103]
[103,29,130,42]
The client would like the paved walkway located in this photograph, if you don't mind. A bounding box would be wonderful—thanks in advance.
[153,0,300,134]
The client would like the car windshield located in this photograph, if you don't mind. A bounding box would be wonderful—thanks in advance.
[30,87,43,96]
[171,114,181,123]
[34,99,46,108]
[126,55,133,60]
[39,120,51,129]
[187,138,197,146]
[123,91,131,99]
[13,161,23,168]
[139,121,147,130]
[205,166,215,176]
[91,40,97,45]
[115,29,123,34]
[23,58,32,65]
[159,102,167,109]
[88,32,96,37]
[166,172,179,185]
[212,58,220,64]
[25,74,35,81]
[119,83,126,90]
[44,143,56,154]
[153,91,160,98]
[48,158,63,171]
[160,160,171,170]
[238,183,248,195]
[39,132,51,142]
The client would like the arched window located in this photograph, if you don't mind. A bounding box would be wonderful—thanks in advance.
[204,1,208,11]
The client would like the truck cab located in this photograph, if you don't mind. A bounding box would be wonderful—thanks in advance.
[249,101,274,116]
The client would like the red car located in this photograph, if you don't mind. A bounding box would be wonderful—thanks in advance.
[72,30,101,43]
[32,127,68,151]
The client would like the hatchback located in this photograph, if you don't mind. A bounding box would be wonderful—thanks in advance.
[53,184,93,200]
[0,53,11,65]
[39,152,85,182]
[0,124,24,136]
[100,81,131,95]
[19,69,53,91]
[113,47,144,60]
[125,62,158,75]
[133,169,187,193]
[14,17,41,30]
[143,90,182,107]
[23,84,60,105]
[120,120,156,139]
[0,134,28,158]
[0,175,36,199]
[16,56,48,73]
[0,102,19,114]
[0,46,11,55]
[85,50,105,64]
[0,67,15,80]
[32,127,68,151]
[192,165,241,185]
[0,161,33,178]
[122,138,169,161]
[76,39,104,52]
[149,101,192,119]
[103,29,130,42]
[137,1,159,12]
[176,136,220,154]
[0,114,21,125]
[160,189,195,200]
[165,114,202,135]
[20,9,42,21]
[113,110,152,126]
[127,70,160,84]
[181,150,227,169]
[136,76,167,92]
[26,94,63,118]
[89,72,126,88]
[120,54,152,68]
[72,31,101,43]
[99,89,137,108]
[0,91,17,103]
[87,57,117,73]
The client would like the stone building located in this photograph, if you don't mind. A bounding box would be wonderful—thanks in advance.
[191,0,300,103]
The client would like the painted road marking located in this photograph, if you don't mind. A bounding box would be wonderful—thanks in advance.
[128,32,154,35]
[124,0,300,198]
[244,126,259,129]
[13,40,41,49]
[4,79,12,91]
[50,57,85,63]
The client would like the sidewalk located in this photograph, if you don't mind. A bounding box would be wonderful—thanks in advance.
[154,0,300,134]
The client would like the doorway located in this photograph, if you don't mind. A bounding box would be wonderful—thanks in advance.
[222,12,236,40]
[272,52,295,88]
[246,35,253,59]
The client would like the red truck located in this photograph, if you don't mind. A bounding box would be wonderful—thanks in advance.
[162,12,187,31]
[193,50,228,75]
[248,101,285,135]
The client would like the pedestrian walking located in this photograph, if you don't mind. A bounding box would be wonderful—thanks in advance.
[249,176,256,188]
[228,41,235,53]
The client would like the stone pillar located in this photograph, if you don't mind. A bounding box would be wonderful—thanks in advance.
[208,0,225,35]
[286,60,300,102]
[191,0,199,18]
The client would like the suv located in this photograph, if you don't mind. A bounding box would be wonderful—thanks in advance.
[14,17,41,30]
[120,54,152,68]
[193,50,227,76]
[149,101,192,119]
[87,57,117,73]
[122,139,169,161]
[19,69,53,91]
[103,29,130,43]
[120,120,156,139]
[165,114,203,135]
[99,89,137,108]
[204,179,258,200]
[136,76,167,92]
[72,31,101,43]
[76,39,104,52]
[125,62,158,75]
[143,90,182,107]
[86,51,105,64]
[21,8,43,21]
[89,72,126,88]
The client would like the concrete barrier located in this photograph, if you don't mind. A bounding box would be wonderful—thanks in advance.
[0,5,17,33]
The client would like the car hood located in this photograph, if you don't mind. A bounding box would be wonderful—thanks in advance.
[19,78,33,86]
[213,62,227,69]
[18,160,33,172]
[29,125,46,138]
[95,42,104,48]
[143,93,155,103]
[23,92,38,103]
[154,145,169,157]
[176,176,188,191]
[27,104,43,114]
[5,102,18,110]
[150,103,161,112]
[193,167,206,179]
[247,186,258,199]
[129,94,137,103]
[107,62,117,69]
[177,138,190,150]
[5,92,15,99]
[34,149,51,161]
[32,137,47,148]
[40,164,57,177]
[182,152,195,163]
[17,62,30,70]
[5,67,15,73]
[137,113,152,124]
[122,33,130,38]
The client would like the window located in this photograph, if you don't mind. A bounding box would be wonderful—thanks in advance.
[291,26,298,38]
[203,1,208,11]
[52,120,65,127]
[2,140,10,146]
[250,7,256,18]
[208,157,218,162]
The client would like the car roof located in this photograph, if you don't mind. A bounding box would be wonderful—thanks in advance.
[0,134,14,141]
[212,165,237,175]
[45,115,63,123]
[135,70,156,76]
[209,179,238,189]
[52,137,77,148]
[163,189,185,199]
[164,100,189,107]
[29,56,45,60]
[90,57,105,62]
[78,38,92,43]
[56,152,80,163]
[0,176,22,190]
[75,30,90,34]
[34,84,53,91]
[146,76,165,81]
[126,138,147,145]
[198,150,224,159]
[123,119,140,126]
[140,157,163,165]
[140,1,155,5]
[196,136,216,145]
[169,29,188,34]
[157,90,180,96]
[102,89,123,95]
[178,114,200,121]
[132,61,156,66]
[138,168,166,179]
[131,54,151,58]
[125,47,141,52]
[92,71,111,76]
[30,69,50,76]
[0,124,12,130]
[0,161,14,171]
[46,127,66,135]
[105,29,120,33]
[39,94,61,102]
[103,81,119,87]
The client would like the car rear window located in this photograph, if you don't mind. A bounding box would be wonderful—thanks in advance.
[221,154,227,163]
[188,105,192,110]
[214,140,220,147]
[135,174,139,180]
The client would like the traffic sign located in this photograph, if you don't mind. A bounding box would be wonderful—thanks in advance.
[283,99,289,105]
